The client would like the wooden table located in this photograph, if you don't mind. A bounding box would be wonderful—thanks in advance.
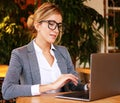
[0,65,8,78]
[76,68,90,74]
[16,92,120,103]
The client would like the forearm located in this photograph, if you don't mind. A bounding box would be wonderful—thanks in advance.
[2,82,31,100]
[39,83,55,93]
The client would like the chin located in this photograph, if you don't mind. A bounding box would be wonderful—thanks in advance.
[49,40,56,44]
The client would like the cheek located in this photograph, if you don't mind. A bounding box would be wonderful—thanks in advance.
[38,27,49,38]
[38,24,45,33]
[39,24,49,33]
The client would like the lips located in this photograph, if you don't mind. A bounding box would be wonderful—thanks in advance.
[50,33,57,39]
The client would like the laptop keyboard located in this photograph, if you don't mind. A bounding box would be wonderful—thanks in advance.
[60,90,89,99]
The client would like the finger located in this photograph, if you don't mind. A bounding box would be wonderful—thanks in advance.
[67,76,78,86]
[68,74,79,80]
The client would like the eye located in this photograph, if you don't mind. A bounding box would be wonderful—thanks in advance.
[48,21,56,26]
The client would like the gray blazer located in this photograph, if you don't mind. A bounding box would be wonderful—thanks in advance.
[2,40,84,100]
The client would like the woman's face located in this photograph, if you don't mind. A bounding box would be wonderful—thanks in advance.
[35,14,62,44]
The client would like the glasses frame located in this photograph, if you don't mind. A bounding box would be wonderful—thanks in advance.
[39,20,63,32]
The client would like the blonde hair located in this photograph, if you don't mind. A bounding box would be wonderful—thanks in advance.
[27,2,63,44]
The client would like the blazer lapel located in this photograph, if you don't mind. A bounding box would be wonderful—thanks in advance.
[53,47,68,74]
[53,47,71,92]
[27,41,41,84]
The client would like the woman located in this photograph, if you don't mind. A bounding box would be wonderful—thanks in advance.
[2,2,88,100]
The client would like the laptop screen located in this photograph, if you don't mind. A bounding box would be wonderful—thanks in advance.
[90,53,120,100]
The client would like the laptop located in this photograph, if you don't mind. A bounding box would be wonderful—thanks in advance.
[56,53,120,101]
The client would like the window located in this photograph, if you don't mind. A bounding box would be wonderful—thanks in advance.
[107,0,120,52]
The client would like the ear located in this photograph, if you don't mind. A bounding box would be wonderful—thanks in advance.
[34,22,40,31]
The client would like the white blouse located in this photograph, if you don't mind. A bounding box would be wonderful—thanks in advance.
[31,40,61,95]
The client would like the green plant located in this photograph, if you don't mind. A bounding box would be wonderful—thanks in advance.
[0,0,35,64]
[42,0,104,67]
[0,0,104,67]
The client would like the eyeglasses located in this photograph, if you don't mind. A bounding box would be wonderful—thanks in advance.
[39,20,63,32]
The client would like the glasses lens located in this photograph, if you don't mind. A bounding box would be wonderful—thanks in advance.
[48,20,63,32]
[58,24,63,32]
[48,21,57,30]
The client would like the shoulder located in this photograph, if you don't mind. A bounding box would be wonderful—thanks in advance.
[54,45,70,60]
[12,41,34,54]
[12,45,27,54]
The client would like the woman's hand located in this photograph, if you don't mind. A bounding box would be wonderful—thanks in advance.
[52,74,79,90]
[39,74,78,93]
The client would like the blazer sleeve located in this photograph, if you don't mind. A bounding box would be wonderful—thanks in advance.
[2,49,32,100]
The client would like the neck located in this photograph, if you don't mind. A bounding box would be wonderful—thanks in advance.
[35,38,51,52]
